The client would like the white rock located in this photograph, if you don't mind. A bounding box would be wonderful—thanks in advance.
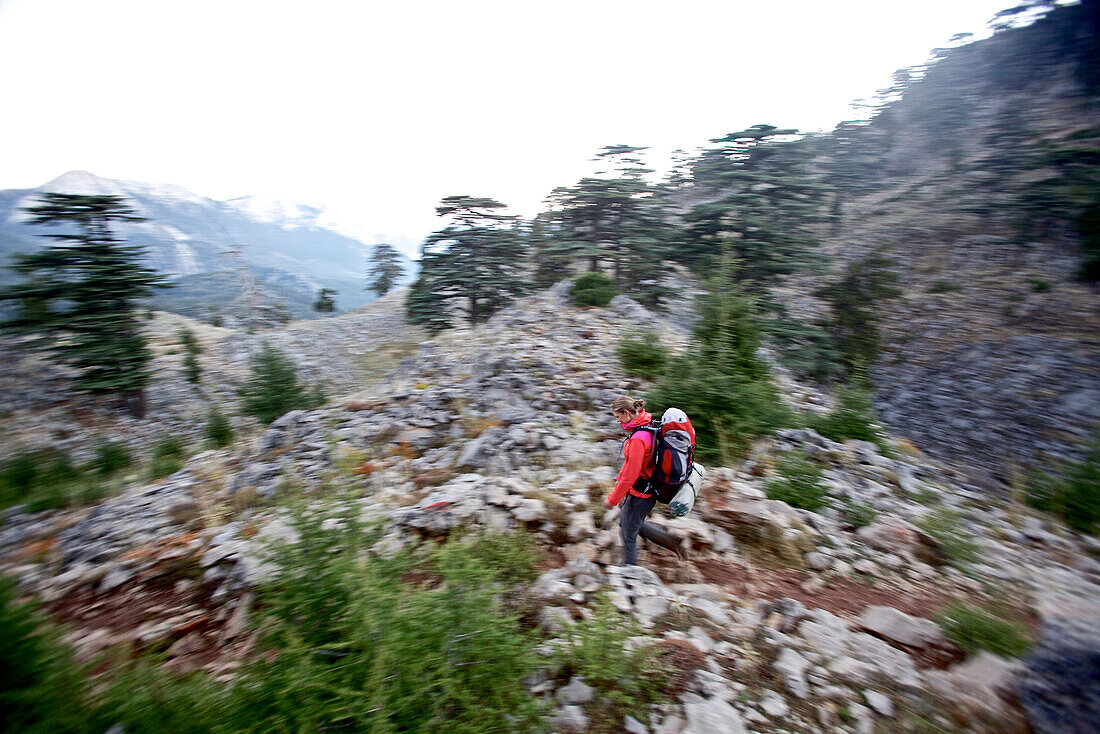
[858,605,949,650]
[759,689,790,718]
[774,648,811,698]
[557,676,595,705]
[682,697,746,734]
[862,689,895,717]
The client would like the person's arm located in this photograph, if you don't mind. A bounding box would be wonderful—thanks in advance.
[606,436,644,506]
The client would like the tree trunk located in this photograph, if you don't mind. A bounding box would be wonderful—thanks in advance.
[124,389,147,419]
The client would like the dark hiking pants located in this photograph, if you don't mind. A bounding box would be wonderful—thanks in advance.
[620,492,659,565]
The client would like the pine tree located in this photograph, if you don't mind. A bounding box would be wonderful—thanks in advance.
[313,288,337,314]
[541,145,671,305]
[367,244,404,296]
[648,254,790,462]
[405,195,527,330]
[0,194,169,417]
[816,252,902,377]
[684,125,828,285]
[238,342,321,424]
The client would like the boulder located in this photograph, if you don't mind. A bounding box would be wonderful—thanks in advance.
[557,676,595,705]
[774,647,811,698]
[857,516,923,554]
[682,696,746,734]
[858,605,950,651]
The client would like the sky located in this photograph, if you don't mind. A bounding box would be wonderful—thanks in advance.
[0,0,1019,252]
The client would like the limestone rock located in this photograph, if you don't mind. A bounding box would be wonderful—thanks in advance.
[557,676,595,705]
[682,696,746,734]
[858,605,950,650]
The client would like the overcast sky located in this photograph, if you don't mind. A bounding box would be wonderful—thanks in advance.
[0,0,1017,247]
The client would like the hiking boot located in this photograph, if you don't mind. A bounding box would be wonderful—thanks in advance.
[675,536,692,561]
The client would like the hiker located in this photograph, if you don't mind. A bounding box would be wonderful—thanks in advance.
[604,396,687,565]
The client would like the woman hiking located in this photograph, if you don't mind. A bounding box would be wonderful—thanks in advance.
[604,396,688,566]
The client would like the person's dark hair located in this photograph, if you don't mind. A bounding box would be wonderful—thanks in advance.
[611,396,645,414]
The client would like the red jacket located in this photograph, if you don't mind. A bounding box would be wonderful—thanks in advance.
[607,411,655,505]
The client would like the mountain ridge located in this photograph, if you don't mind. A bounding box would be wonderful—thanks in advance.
[0,171,419,318]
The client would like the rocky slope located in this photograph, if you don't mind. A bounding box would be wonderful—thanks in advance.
[2,285,1097,733]
[768,3,1100,490]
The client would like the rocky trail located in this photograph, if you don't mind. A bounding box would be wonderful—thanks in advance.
[2,284,1098,733]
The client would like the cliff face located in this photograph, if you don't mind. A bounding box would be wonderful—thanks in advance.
[811,1,1100,488]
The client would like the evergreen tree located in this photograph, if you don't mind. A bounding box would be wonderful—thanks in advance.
[313,287,337,314]
[0,194,169,417]
[684,125,828,285]
[238,342,322,424]
[816,252,902,377]
[179,327,202,384]
[405,195,527,330]
[541,145,671,306]
[367,244,404,296]
[649,255,790,462]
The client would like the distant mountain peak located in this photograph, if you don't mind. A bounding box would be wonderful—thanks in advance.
[39,170,122,196]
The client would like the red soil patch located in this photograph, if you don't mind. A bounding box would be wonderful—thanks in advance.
[47,581,240,673]
[652,638,707,692]
[695,560,951,619]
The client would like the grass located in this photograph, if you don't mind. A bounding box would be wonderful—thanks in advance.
[809,385,887,451]
[1026,435,1100,534]
[555,595,679,731]
[147,439,185,481]
[765,451,829,512]
[916,509,979,568]
[936,602,1030,658]
[839,499,877,529]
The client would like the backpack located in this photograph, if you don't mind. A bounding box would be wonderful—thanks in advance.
[631,408,697,503]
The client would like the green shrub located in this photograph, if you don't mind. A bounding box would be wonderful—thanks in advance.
[87,662,229,734]
[0,577,90,734]
[570,272,616,307]
[917,509,979,568]
[616,329,668,381]
[147,439,184,480]
[816,252,902,374]
[1030,278,1052,292]
[840,499,877,529]
[91,441,131,477]
[1,516,555,734]
[1027,435,1100,534]
[936,602,1030,658]
[766,318,843,382]
[929,280,961,293]
[238,342,320,425]
[556,596,671,724]
[649,359,791,463]
[810,385,883,447]
[178,327,202,384]
[204,409,234,449]
[765,451,829,512]
[0,449,92,512]
[233,512,546,732]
